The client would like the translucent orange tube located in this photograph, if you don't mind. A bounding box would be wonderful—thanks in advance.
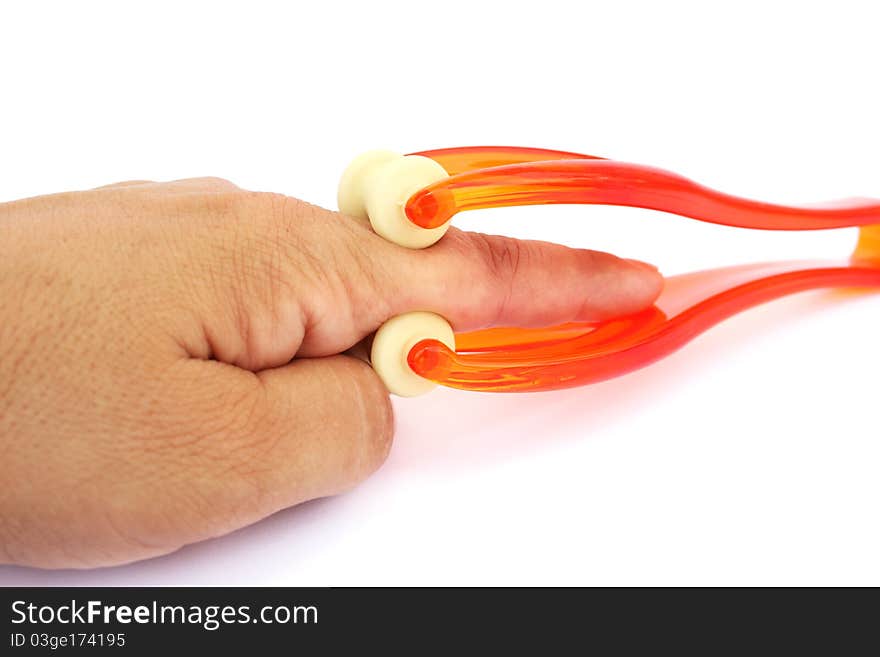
[399,147,880,392]
[407,147,880,232]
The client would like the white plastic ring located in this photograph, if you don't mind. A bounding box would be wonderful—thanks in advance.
[370,311,455,397]
[337,150,451,249]
[337,149,400,219]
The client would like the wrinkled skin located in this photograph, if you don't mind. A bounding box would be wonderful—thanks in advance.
[0,178,662,568]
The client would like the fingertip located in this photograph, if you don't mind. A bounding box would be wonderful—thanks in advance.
[623,258,665,304]
[579,255,664,319]
[623,257,661,275]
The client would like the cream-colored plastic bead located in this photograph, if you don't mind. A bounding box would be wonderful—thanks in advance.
[337,149,401,219]
[370,311,455,397]
[338,150,451,249]
[363,155,451,248]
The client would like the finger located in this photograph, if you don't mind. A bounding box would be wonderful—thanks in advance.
[401,228,664,330]
[296,216,663,356]
[137,354,393,548]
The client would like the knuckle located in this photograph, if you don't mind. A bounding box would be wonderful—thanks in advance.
[242,190,306,223]
[476,233,526,282]
[467,233,530,323]
[232,191,306,251]
[186,176,239,191]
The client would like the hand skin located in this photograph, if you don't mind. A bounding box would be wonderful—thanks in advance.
[0,177,662,569]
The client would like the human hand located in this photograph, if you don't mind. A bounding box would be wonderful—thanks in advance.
[0,178,662,568]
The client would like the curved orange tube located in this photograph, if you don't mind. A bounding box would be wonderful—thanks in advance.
[407,149,880,232]
[400,147,880,392]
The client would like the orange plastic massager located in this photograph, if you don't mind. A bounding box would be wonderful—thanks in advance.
[337,146,880,396]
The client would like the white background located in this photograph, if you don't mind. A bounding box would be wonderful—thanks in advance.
[1,0,878,585]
